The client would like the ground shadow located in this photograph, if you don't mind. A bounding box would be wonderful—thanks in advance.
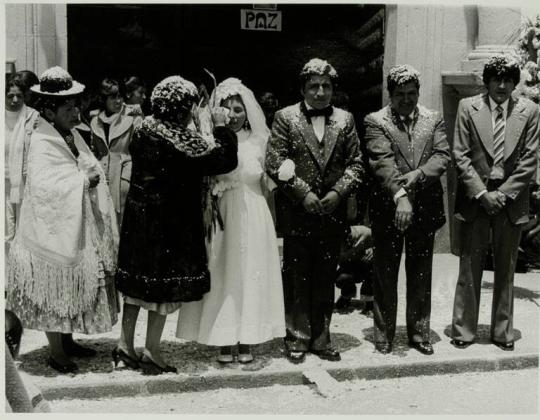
[442,324,523,344]
[482,281,540,306]
[333,299,373,317]
[17,332,363,376]
[360,326,442,358]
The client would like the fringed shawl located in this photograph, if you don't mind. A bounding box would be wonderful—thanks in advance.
[7,118,119,318]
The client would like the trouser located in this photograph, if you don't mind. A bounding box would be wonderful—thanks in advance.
[282,234,342,351]
[451,209,522,344]
[372,221,435,344]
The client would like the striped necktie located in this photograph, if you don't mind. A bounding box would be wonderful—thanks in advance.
[493,105,505,167]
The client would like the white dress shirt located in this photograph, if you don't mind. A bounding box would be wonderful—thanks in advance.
[304,102,325,142]
[474,97,509,199]
[393,111,416,203]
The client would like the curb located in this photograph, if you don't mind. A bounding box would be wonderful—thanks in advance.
[41,353,538,401]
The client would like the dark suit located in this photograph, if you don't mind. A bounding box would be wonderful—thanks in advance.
[451,93,540,344]
[265,102,363,351]
[364,105,450,345]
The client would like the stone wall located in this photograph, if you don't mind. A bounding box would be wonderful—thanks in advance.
[5,4,68,74]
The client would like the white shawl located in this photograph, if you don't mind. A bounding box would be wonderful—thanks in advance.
[7,118,119,318]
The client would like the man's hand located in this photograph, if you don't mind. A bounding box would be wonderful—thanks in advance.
[302,191,324,215]
[394,195,413,231]
[350,225,372,247]
[479,191,504,215]
[396,169,423,190]
[321,190,341,214]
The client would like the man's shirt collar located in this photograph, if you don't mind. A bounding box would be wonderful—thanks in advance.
[488,96,509,113]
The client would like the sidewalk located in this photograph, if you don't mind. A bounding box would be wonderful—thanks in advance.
[15,254,539,401]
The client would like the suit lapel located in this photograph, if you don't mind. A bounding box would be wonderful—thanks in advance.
[471,95,494,157]
[411,109,430,168]
[90,117,107,149]
[383,107,414,170]
[503,97,527,160]
[321,115,339,172]
[298,110,326,170]
[109,115,133,145]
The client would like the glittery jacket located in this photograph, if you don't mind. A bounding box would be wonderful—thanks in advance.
[364,105,450,232]
[453,93,540,225]
[115,125,238,303]
[265,102,363,237]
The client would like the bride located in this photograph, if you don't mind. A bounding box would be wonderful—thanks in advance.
[176,78,285,363]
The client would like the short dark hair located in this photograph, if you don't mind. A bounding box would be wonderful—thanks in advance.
[5,75,25,94]
[123,76,146,98]
[387,64,420,94]
[5,310,23,359]
[34,94,79,118]
[482,55,521,86]
[299,58,338,90]
[12,70,39,92]
[97,78,123,110]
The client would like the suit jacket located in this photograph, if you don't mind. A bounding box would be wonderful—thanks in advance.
[364,105,450,232]
[453,93,540,225]
[265,102,363,237]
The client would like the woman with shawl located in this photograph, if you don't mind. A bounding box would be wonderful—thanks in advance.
[6,67,119,373]
[176,78,285,364]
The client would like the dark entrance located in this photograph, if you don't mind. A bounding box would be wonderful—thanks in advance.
[67,3,384,122]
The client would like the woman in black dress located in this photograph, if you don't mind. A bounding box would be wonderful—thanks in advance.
[114,75,237,374]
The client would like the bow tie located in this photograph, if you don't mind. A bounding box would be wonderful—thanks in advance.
[305,106,333,118]
[301,103,333,124]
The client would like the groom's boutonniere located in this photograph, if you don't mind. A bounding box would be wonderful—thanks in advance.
[278,159,296,184]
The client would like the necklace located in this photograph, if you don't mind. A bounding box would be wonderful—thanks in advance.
[63,133,79,157]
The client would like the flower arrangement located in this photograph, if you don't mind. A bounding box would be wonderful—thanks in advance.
[515,15,540,103]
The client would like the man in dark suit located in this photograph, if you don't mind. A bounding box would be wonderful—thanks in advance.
[451,56,540,351]
[364,65,450,355]
[265,58,363,363]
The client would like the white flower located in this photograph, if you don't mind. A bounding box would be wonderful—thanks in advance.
[278,159,296,181]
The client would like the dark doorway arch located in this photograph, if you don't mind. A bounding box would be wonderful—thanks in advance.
[67,3,384,122]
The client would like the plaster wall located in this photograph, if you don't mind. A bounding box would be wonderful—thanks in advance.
[5,3,68,74]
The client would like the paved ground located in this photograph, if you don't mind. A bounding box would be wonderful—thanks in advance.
[50,369,539,414]
[14,254,540,401]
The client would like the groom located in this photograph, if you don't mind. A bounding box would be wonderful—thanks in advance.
[265,58,363,363]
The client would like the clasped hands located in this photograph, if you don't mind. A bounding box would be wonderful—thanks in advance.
[302,190,340,215]
[479,191,506,215]
[393,169,424,232]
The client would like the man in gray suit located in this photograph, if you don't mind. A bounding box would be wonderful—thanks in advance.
[364,65,450,355]
[451,55,540,351]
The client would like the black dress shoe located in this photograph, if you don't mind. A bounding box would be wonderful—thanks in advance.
[375,342,392,354]
[64,341,97,357]
[47,357,79,374]
[450,339,472,349]
[311,348,341,362]
[492,340,514,351]
[286,350,306,364]
[139,354,177,375]
[409,341,434,355]
[112,347,140,369]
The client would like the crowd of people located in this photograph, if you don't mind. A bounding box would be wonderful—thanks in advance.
[4,54,540,385]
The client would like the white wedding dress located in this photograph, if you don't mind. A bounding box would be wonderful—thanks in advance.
[176,128,285,345]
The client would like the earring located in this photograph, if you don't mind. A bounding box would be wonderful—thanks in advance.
[243,119,250,130]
